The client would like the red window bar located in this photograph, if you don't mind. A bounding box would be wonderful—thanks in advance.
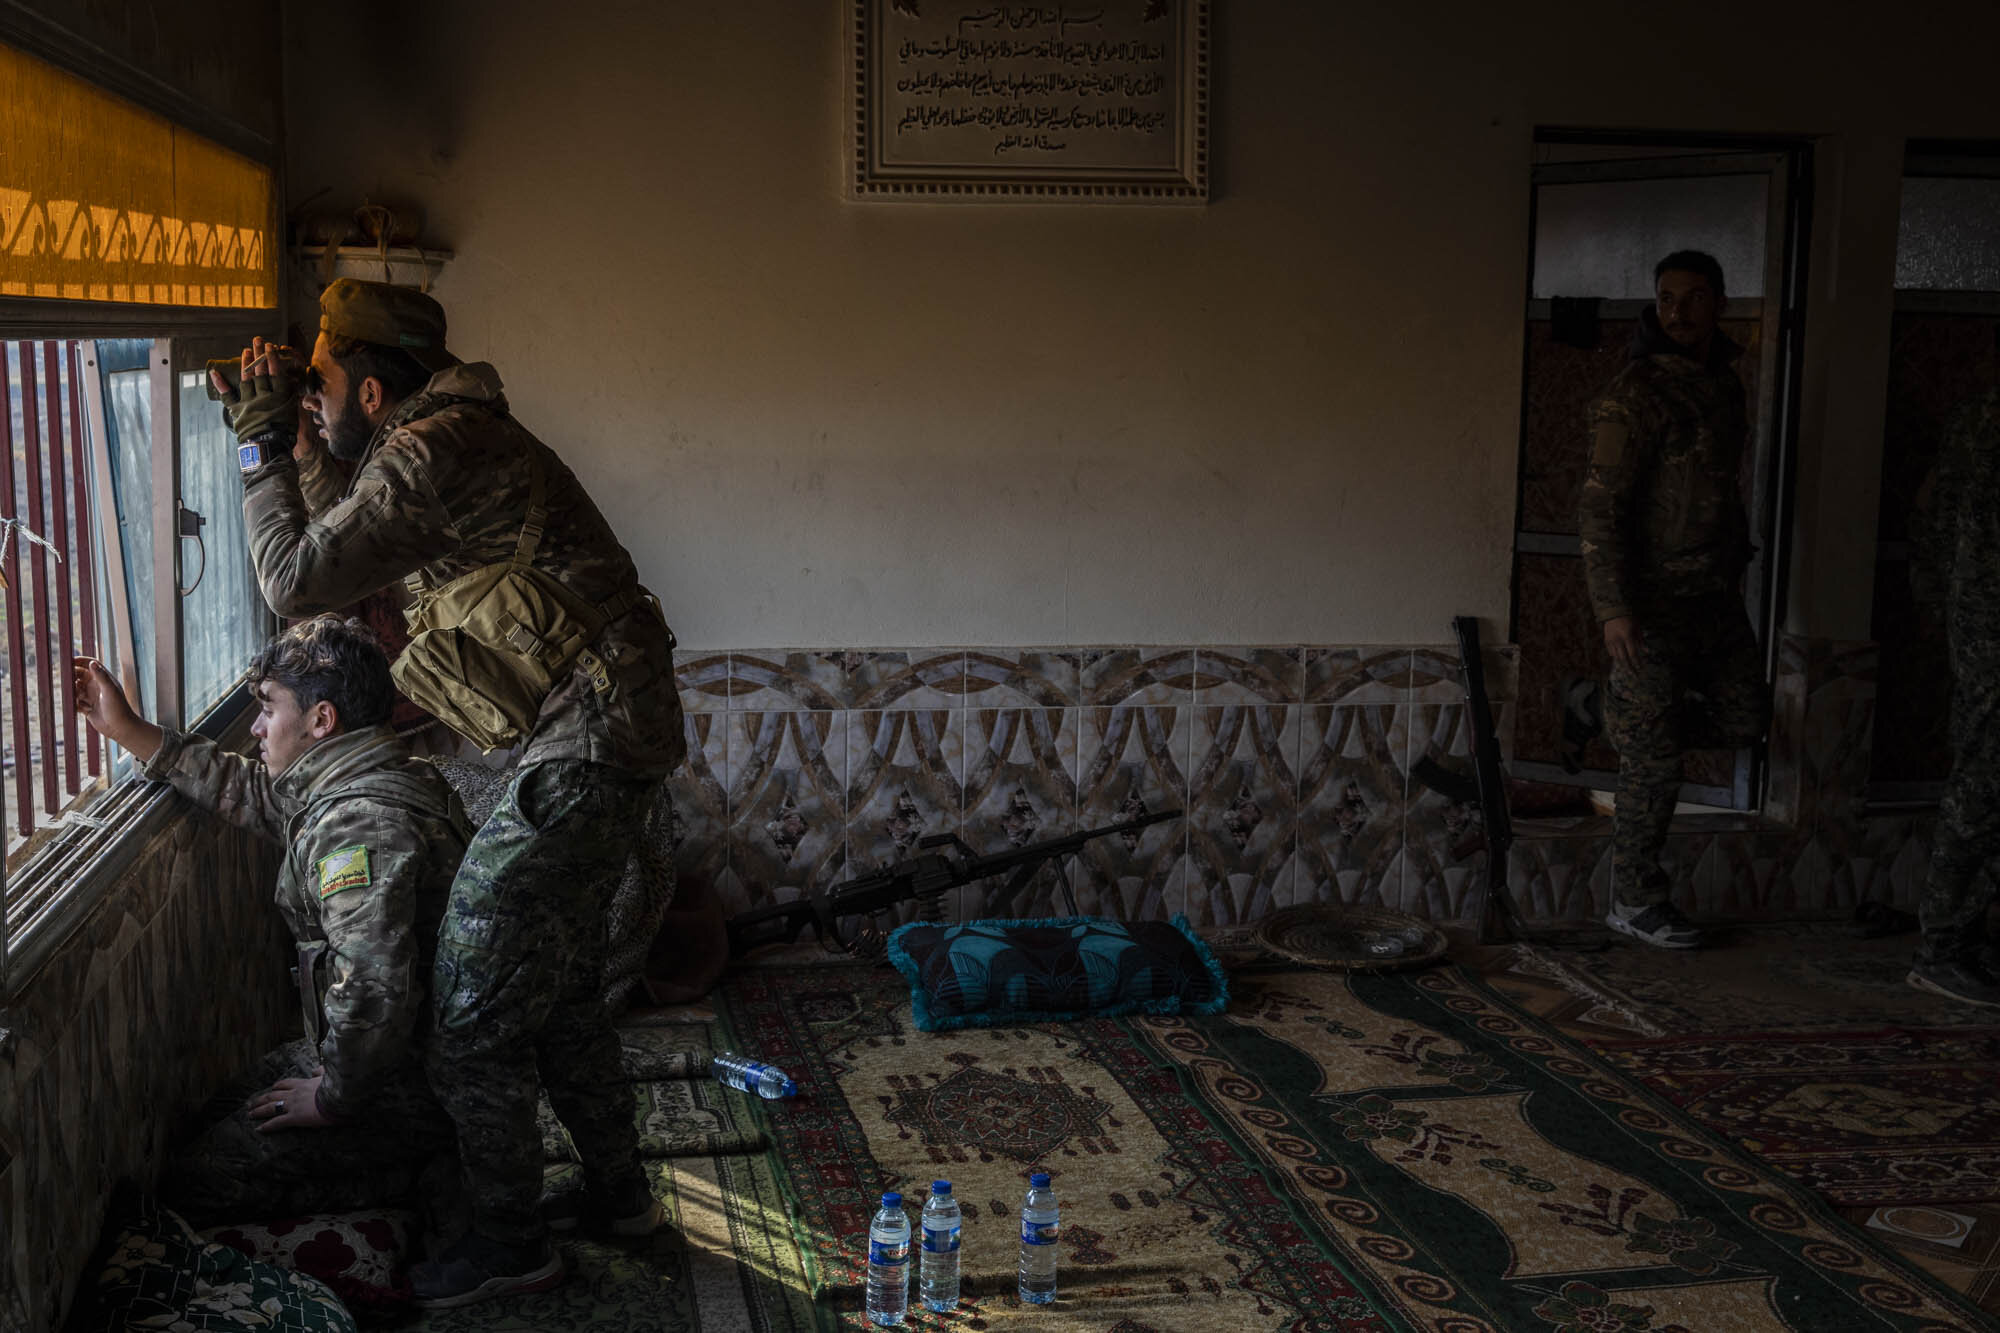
[2,339,108,850]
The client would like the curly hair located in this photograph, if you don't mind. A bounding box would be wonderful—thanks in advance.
[248,615,395,730]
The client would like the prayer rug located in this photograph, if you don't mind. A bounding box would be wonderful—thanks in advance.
[1512,926,1995,1037]
[1595,1028,2000,1207]
[716,962,1988,1330]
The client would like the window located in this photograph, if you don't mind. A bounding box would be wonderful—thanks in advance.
[2,335,276,986]
[2,39,279,989]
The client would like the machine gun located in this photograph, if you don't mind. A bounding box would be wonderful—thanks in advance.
[726,808,1180,959]
[1410,616,1524,944]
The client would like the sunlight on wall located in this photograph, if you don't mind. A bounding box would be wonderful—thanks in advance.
[0,43,275,306]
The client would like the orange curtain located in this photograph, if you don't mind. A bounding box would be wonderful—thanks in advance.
[0,43,276,307]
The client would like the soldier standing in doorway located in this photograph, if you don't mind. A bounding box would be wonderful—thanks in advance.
[1577,250,1771,950]
[213,280,686,1308]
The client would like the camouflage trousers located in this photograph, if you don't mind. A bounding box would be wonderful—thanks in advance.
[1919,636,2000,958]
[157,1037,457,1227]
[1605,594,1769,908]
[430,759,660,1245]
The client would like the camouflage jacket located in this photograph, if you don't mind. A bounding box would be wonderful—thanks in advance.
[241,363,686,776]
[1577,315,1753,622]
[144,725,469,1119]
[1912,387,2000,639]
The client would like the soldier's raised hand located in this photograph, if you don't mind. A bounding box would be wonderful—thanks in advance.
[72,657,163,761]
[213,336,304,445]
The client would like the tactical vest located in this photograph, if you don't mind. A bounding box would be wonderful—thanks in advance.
[390,447,647,751]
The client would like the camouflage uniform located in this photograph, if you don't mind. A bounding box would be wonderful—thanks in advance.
[1579,311,1769,909]
[1911,389,2000,962]
[146,726,467,1224]
[241,360,684,1245]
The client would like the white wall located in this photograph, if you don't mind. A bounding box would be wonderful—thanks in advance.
[282,1,2000,649]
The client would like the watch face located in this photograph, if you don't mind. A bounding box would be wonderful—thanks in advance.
[238,442,263,471]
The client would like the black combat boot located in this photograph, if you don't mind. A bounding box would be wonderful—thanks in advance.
[1909,927,2000,1007]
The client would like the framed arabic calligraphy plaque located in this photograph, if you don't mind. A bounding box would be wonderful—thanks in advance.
[852,1,1209,203]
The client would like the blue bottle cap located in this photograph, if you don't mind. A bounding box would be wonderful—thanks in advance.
[881,1191,902,1207]
[931,1180,951,1194]
[1030,1173,1051,1188]
[781,1078,798,1097]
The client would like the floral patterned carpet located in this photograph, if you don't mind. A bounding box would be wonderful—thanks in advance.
[1594,1027,2000,1208]
[714,962,1986,1331]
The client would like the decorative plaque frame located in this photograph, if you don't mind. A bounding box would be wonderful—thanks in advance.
[851,1,1209,203]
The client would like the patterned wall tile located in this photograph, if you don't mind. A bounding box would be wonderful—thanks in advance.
[1508,835,1614,921]
[1186,704,1300,929]
[962,707,1078,920]
[857,652,968,710]
[1403,704,1485,921]
[1193,648,1302,705]
[962,650,1080,708]
[666,711,730,897]
[1076,706,1190,919]
[4,807,290,1332]
[728,652,842,711]
[723,710,846,913]
[1302,648,1407,704]
[1080,648,1196,706]
[1297,704,1405,908]
[672,650,731,713]
[1409,641,1520,704]
[845,710,965,878]
[740,650,963,710]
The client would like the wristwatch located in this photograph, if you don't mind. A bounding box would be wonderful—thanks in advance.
[237,429,291,473]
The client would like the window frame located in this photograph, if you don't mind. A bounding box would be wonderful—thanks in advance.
[0,309,280,998]
[1508,135,1813,813]
[1867,145,2000,809]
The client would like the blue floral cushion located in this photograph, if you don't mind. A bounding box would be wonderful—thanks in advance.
[886,915,1228,1032]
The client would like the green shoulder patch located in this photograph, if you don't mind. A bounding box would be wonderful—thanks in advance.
[317,845,373,898]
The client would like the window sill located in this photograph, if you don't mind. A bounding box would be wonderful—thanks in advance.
[2,682,254,998]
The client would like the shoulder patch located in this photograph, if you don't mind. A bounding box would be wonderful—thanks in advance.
[317,845,372,898]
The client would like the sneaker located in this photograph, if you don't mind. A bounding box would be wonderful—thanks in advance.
[542,1177,666,1238]
[410,1234,564,1309]
[1605,901,1704,950]
[1908,957,2000,1007]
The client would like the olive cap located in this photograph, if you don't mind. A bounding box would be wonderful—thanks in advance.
[318,279,458,371]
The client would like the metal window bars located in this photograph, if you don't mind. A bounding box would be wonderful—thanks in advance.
[2,340,114,853]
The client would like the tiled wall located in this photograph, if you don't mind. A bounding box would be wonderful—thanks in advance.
[667,645,1519,930]
[670,637,1943,934]
[0,808,289,1332]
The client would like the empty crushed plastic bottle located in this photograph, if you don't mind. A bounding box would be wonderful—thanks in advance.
[1017,1172,1059,1305]
[866,1191,911,1326]
[711,1050,798,1099]
[919,1179,962,1313]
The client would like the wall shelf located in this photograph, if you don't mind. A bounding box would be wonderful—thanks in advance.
[292,244,452,287]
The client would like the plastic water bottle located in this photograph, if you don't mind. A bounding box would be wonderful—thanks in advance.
[1017,1172,1059,1305]
[919,1179,962,1313]
[711,1050,798,1099]
[865,1191,910,1326]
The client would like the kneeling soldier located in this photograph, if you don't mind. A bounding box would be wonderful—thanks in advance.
[74,616,467,1224]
